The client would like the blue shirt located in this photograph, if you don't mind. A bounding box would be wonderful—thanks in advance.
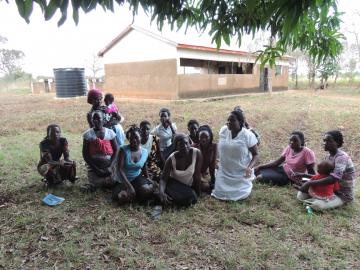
[121,145,148,181]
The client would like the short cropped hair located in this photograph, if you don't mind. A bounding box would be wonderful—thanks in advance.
[326,130,344,147]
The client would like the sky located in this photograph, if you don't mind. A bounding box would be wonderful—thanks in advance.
[0,0,359,77]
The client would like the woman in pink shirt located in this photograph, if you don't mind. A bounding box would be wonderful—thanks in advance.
[254,131,316,186]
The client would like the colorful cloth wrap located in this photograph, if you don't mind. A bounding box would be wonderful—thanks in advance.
[89,138,114,156]
[105,103,118,114]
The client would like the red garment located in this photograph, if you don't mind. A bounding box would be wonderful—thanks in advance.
[89,138,113,156]
[309,174,340,200]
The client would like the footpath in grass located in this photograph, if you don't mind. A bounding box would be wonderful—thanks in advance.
[0,88,359,269]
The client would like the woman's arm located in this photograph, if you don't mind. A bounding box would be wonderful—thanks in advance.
[192,149,203,195]
[62,139,70,161]
[167,120,176,136]
[109,138,119,167]
[86,112,93,128]
[38,147,52,170]
[209,144,218,181]
[142,161,150,179]
[255,156,285,172]
[117,149,136,198]
[159,157,173,204]
[248,145,259,169]
[155,138,165,166]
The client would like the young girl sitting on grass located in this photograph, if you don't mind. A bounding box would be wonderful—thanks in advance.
[38,124,77,186]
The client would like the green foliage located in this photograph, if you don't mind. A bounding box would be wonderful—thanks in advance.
[9,1,344,72]
[318,58,340,82]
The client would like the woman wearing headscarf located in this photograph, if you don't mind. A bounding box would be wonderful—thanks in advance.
[86,89,125,146]
[211,109,259,201]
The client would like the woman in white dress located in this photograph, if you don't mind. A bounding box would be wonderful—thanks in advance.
[211,109,259,201]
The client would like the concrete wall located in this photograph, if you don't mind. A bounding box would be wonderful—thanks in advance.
[31,81,54,94]
[178,65,262,98]
[178,74,264,98]
[103,60,289,99]
[103,59,178,99]
[272,66,289,91]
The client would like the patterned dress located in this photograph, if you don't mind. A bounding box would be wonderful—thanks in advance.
[142,135,162,182]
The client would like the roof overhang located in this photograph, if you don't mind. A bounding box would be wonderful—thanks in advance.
[98,25,177,57]
[98,24,294,63]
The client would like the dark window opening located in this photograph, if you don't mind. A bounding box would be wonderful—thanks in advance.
[218,66,226,74]
[179,58,254,75]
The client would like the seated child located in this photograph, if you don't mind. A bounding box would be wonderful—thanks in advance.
[307,160,339,200]
[104,93,119,113]
[104,93,124,122]
[104,93,125,145]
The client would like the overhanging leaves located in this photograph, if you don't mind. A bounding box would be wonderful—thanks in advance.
[9,0,344,66]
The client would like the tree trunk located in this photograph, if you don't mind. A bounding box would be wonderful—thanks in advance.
[334,72,338,86]
[320,77,324,89]
[311,72,316,89]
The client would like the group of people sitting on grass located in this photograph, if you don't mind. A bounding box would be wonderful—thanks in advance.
[37,88,356,212]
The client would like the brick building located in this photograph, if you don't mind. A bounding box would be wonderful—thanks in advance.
[98,25,292,99]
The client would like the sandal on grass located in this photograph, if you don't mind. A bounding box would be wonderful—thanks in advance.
[151,205,163,220]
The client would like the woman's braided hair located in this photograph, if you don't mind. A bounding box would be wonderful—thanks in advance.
[126,124,141,140]
[44,124,61,140]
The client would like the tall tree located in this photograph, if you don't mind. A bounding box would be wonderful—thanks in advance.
[0,35,25,76]
[86,53,103,88]
[345,10,360,62]
[86,53,102,79]
[287,49,306,89]
[317,58,340,89]
[10,0,344,65]
[345,58,357,82]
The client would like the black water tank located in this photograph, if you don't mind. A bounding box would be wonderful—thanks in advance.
[53,68,87,98]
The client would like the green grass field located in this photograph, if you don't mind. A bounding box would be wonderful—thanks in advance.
[0,88,359,269]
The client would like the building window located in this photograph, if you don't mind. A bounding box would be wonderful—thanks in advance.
[218,66,226,74]
[242,63,253,74]
[179,58,255,75]
[234,63,253,74]
[275,65,282,76]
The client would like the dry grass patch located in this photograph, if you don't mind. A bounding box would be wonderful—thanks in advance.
[0,88,359,269]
